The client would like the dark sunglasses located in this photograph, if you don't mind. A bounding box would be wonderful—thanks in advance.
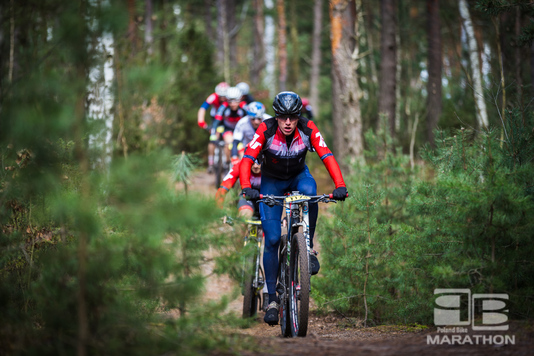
[277,115,298,122]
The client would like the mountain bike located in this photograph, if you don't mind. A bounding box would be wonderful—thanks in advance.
[258,192,339,337]
[206,124,230,188]
[225,215,266,318]
[214,139,226,189]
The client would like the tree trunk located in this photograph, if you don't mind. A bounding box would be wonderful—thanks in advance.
[426,0,442,147]
[251,0,266,88]
[127,0,138,57]
[145,0,153,56]
[515,7,522,115]
[289,1,299,89]
[459,0,488,129]
[377,0,397,139]
[363,0,378,83]
[277,0,287,92]
[264,1,276,96]
[205,0,214,42]
[330,0,364,170]
[87,16,115,171]
[159,0,168,63]
[216,0,226,78]
[310,0,323,115]
[227,0,237,75]
[531,42,534,101]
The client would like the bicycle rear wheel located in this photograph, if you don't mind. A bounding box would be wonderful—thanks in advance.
[278,234,291,337]
[289,232,310,337]
[214,144,224,188]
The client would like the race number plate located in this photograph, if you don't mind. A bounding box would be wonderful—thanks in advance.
[285,195,310,203]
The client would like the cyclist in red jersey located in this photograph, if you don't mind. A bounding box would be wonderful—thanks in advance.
[198,82,229,172]
[213,87,247,166]
[239,91,348,325]
[216,157,261,217]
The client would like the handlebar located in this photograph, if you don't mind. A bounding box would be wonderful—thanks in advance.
[256,193,347,207]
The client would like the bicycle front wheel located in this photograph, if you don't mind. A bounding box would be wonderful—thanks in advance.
[289,232,310,337]
[214,145,224,188]
[278,234,291,337]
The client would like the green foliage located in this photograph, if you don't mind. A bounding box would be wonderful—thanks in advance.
[0,145,243,355]
[315,112,534,325]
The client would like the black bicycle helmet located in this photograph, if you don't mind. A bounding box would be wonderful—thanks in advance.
[272,91,302,116]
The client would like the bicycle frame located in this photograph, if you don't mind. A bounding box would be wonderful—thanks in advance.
[259,192,336,337]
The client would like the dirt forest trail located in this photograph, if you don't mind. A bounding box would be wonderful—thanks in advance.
[188,169,533,356]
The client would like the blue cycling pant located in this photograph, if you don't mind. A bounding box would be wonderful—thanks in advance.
[259,166,318,297]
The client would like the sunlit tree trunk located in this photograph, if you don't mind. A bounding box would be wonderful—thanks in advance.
[377,0,397,138]
[251,0,266,87]
[277,0,287,92]
[310,0,323,115]
[145,0,153,56]
[87,1,115,171]
[459,0,488,129]
[426,0,442,147]
[330,0,364,170]
[264,0,276,96]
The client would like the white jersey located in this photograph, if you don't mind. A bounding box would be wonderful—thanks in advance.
[233,113,273,147]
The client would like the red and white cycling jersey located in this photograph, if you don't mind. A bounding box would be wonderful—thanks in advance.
[240,117,345,189]
[220,160,261,191]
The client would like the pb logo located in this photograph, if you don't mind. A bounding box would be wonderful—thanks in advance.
[434,289,509,331]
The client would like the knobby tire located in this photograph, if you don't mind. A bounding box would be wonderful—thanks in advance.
[278,234,291,337]
[289,232,310,337]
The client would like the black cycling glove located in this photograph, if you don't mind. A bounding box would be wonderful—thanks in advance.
[332,187,348,201]
[242,188,260,200]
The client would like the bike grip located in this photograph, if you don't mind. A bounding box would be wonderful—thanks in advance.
[329,194,333,199]
[259,194,264,199]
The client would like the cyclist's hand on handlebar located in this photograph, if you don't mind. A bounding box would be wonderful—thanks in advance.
[332,187,348,201]
[198,121,207,129]
[242,188,260,200]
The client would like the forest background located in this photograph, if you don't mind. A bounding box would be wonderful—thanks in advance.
[1,0,533,355]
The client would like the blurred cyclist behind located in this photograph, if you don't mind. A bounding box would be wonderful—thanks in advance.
[198,82,229,173]
[236,82,255,105]
[301,97,314,120]
[212,87,247,167]
[230,101,272,166]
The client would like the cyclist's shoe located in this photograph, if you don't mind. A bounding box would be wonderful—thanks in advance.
[207,165,214,174]
[264,302,279,326]
[310,250,320,275]
[262,293,269,312]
